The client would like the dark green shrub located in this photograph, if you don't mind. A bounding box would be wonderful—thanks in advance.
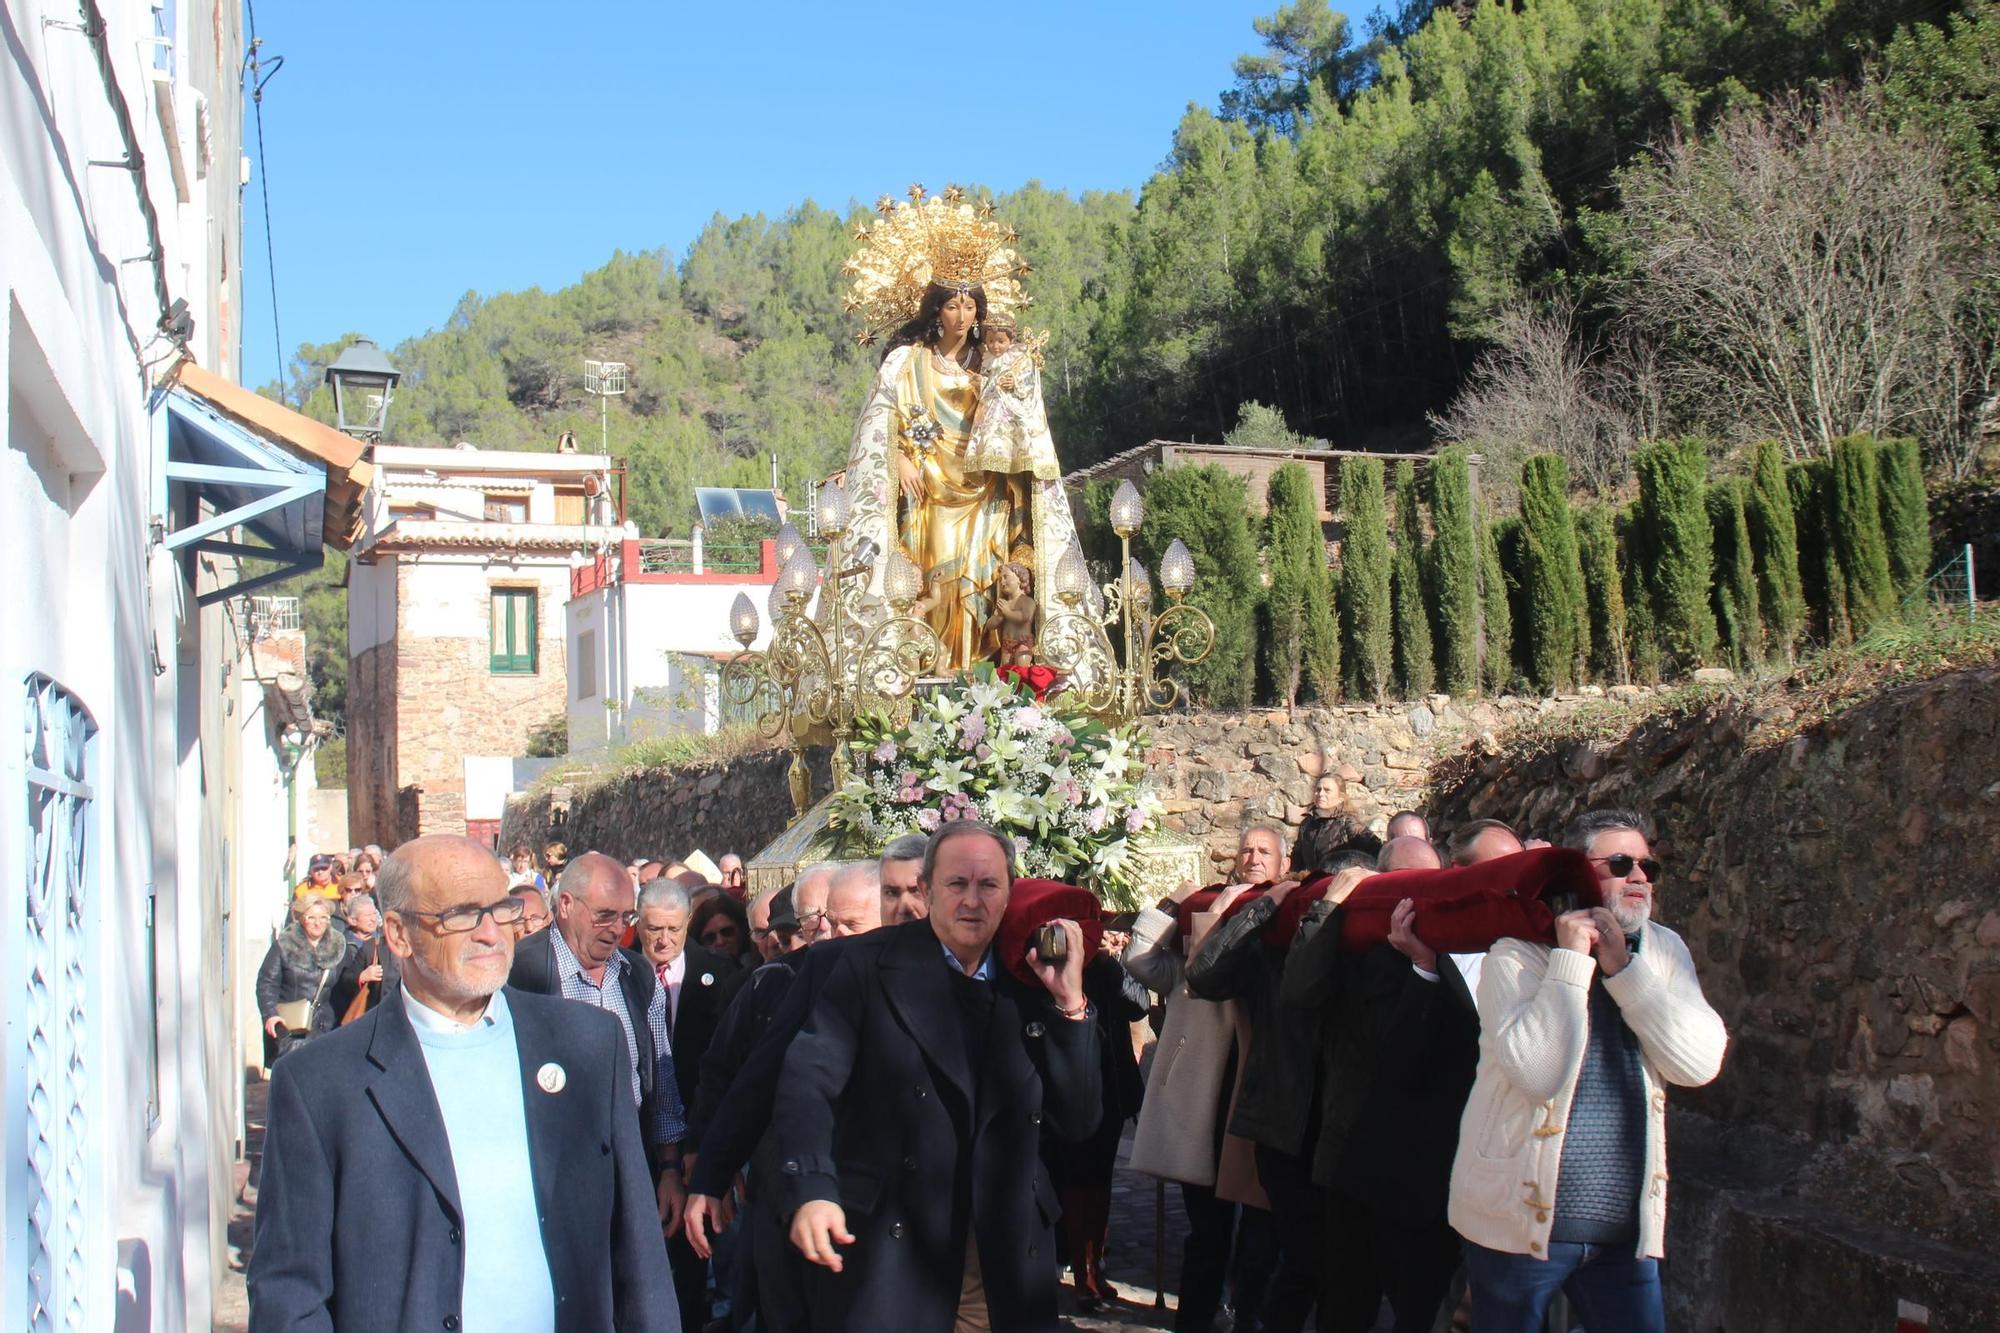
[1338,457,1393,701]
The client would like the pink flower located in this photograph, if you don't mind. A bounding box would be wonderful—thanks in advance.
[1014,706,1044,731]
[874,740,899,765]
[916,808,941,832]
[960,713,987,745]
[976,743,992,760]
[1125,808,1147,834]
[1085,806,1109,833]
[1050,725,1074,748]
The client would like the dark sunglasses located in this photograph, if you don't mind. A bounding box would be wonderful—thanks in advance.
[1591,853,1662,881]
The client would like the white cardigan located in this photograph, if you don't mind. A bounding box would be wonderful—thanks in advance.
[1447,924,1727,1260]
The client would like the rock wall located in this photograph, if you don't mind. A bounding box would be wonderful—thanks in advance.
[1428,667,2000,1326]
[1142,693,1609,874]
[499,747,831,867]
[499,692,1608,878]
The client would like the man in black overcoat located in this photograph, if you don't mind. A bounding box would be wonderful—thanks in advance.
[776,821,1102,1332]
[247,835,677,1332]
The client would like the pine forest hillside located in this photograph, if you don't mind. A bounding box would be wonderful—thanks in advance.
[276,0,2000,749]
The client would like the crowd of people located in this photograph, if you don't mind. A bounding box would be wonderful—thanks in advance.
[247,774,1727,1333]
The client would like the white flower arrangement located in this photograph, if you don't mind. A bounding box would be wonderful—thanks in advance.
[828,666,1164,908]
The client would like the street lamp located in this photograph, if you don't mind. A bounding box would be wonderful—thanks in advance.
[1035,479,1215,720]
[323,338,400,441]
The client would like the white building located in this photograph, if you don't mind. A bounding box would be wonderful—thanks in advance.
[565,534,782,750]
[346,443,627,847]
[2,4,370,1327]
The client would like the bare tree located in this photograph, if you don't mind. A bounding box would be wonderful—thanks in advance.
[1608,90,1992,470]
[1429,295,1648,502]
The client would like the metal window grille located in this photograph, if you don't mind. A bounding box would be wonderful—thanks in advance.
[22,674,98,1333]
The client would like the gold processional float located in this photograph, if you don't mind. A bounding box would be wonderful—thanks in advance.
[729,187,1217,904]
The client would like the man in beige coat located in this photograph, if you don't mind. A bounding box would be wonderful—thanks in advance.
[1448,808,1727,1333]
[1123,823,1285,1333]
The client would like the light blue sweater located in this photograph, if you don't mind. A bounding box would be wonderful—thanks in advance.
[406,989,556,1332]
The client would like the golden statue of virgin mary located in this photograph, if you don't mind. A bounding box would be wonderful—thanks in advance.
[839,185,1077,671]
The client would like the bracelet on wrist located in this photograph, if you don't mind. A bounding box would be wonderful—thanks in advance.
[1055,998,1089,1021]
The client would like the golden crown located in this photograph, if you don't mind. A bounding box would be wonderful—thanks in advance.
[842,184,1033,346]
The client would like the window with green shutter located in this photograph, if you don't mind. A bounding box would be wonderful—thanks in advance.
[490,588,538,674]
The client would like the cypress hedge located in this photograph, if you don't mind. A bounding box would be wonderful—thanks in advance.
[1519,454,1587,692]
[1707,477,1762,669]
[1620,502,1663,683]
[1478,500,1514,694]
[1495,517,1534,690]
[1338,457,1394,701]
[1789,459,1849,644]
[1264,463,1332,707]
[1578,505,1629,685]
[1426,447,1480,694]
[1831,435,1896,633]
[1391,461,1434,698]
[1137,464,1261,708]
[1634,439,1719,669]
[1748,441,1805,661]
[1877,436,1932,602]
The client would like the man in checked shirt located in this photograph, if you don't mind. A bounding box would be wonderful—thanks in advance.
[511,851,690,1239]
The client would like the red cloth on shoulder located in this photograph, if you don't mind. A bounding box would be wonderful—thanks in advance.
[1334,847,1602,952]
[1186,847,1598,953]
[995,878,1105,987]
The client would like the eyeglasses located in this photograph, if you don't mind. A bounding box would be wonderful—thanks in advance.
[398,897,528,935]
[588,909,640,929]
[1591,853,1662,881]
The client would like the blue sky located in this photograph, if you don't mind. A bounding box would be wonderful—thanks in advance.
[239,0,1281,389]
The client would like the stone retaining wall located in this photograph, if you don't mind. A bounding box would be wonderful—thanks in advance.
[1143,692,1613,874]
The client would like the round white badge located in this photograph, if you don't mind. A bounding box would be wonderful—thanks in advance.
[536,1062,567,1094]
[700,972,715,987]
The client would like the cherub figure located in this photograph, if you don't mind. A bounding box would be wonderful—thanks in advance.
[984,561,1038,667]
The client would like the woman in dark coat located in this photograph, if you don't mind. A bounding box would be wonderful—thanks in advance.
[256,896,345,1062]
[1045,932,1151,1311]
[1295,772,1380,874]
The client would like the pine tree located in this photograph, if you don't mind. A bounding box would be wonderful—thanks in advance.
[1426,447,1480,694]
[1338,457,1393,701]
[1747,441,1805,661]
[1831,435,1896,632]
[1518,454,1587,693]
[1707,477,1762,669]
[1478,500,1514,694]
[1391,461,1434,698]
[1578,505,1629,685]
[1877,436,1932,601]
[1264,463,1333,707]
[1634,439,1719,669]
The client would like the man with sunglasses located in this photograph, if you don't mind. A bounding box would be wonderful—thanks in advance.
[510,852,691,1241]
[1448,809,1728,1333]
[249,836,678,1330]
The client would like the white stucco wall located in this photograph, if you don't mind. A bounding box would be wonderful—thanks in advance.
[2,2,251,1327]
[565,577,777,750]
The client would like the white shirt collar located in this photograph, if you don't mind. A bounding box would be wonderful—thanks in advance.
[404,986,506,1035]
[662,952,687,985]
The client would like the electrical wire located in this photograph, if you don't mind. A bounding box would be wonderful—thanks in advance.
[245,0,287,401]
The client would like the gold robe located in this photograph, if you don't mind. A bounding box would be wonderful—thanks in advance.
[845,345,1027,669]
